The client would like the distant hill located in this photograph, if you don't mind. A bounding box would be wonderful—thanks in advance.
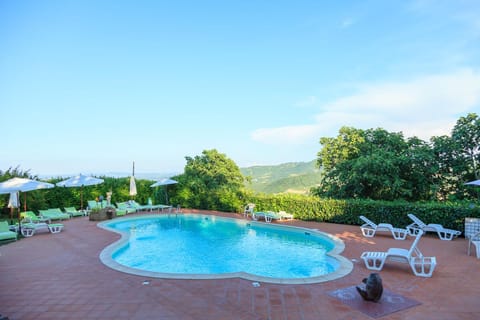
[240,160,322,194]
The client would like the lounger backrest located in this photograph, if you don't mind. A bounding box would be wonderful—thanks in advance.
[359,216,377,228]
[20,211,37,219]
[244,204,255,214]
[88,201,99,209]
[465,218,480,239]
[407,214,427,228]
[408,230,424,257]
[0,221,9,232]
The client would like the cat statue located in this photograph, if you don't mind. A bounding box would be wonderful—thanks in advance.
[356,273,383,302]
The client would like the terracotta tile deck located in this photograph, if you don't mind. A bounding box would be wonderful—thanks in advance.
[0,210,478,320]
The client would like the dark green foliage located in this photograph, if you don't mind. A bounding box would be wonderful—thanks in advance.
[452,113,480,179]
[0,173,162,215]
[315,113,480,201]
[247,194,480,234]
[171,149,246,212]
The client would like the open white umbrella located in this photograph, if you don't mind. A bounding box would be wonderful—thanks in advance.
[0,177,54,211]
[150,178,178,204]
[56,174,104,209]
[0,177,54,233]
[465,180,480,186]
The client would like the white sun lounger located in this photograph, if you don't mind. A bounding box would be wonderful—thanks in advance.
[278,211,294,220]
[18,221,64,237]
[406,213,461,241]
[359,216,408,240]
[360,230,436,277]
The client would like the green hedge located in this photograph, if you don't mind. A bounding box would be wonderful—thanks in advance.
[245,194,480,234]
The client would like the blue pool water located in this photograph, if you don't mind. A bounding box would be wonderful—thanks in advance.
[102,214,343,280]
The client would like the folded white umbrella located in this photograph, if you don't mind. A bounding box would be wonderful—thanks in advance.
[7,191,19,209]
[129,161,137,198]
[7,191,19,221]
[129,175,137,197]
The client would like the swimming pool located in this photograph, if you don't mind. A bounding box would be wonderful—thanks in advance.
[99,214,353,284]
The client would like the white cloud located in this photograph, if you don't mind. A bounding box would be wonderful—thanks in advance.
[251,68,480,144]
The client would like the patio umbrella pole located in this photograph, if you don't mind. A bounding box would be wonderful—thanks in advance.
[81,185,84,210]
[17,208,22,236]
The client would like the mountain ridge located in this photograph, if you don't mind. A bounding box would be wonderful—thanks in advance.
[240,160,321,194]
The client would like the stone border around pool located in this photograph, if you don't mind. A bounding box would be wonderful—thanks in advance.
[98,213,353,285]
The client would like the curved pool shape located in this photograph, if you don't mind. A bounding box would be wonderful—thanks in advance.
[99,214,353,284]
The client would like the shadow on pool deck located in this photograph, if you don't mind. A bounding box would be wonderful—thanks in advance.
[0,209,479,320]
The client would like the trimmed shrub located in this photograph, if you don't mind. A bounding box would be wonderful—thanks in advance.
[245,194,480,234]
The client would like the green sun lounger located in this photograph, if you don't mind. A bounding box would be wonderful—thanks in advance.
[0,221,17,242]
[20,211,51,223]
[64,207,87,217]
[39,208,70,221]
[116,202,137,214]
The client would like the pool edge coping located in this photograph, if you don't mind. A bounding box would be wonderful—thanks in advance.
[98,213,354,285]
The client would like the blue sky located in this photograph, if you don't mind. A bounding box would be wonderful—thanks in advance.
[1,0,479,177]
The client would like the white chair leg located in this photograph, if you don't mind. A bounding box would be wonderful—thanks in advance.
[437,231,451,241]
[410,257,436,277]
[406,225,421,236]
[48,224,64,234]
[21,228,35,237]
[360,227,376,237]
[392,228,408,240]
[360,252,386,271]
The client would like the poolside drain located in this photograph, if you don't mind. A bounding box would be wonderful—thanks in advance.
[252,282,260,287]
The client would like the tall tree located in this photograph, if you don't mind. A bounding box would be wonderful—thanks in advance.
[451,113,480,180]
[431,135,464,199]
[173,149,246,211]
[315,127,436,201]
